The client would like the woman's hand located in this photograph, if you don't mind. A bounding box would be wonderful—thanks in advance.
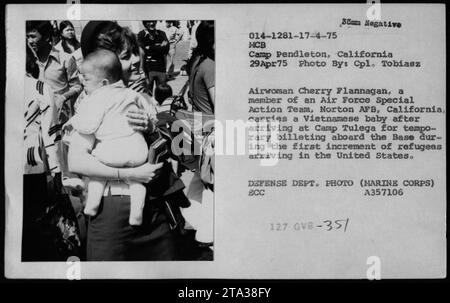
[127,109,152,133]
[123,162,163,183]
[62,121,74,135]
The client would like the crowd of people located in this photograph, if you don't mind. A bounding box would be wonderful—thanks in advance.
[23,20,215,261]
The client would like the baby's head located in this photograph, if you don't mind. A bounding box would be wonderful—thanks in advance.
[80,49,122,95]
[154,83,173,105]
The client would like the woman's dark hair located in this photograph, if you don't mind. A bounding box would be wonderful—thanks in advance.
[154,83,173,104]
[58,21,81,54]
[26,45,39,79]
[26,21,53,41]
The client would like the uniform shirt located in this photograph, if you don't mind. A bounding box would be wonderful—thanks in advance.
[24,76,61,175]
[137,29,169,73]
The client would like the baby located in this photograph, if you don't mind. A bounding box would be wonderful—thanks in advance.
[71,49,155,226]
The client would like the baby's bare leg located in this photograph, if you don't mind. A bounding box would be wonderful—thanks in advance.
[84,178,107,216]
[128,182,147,226]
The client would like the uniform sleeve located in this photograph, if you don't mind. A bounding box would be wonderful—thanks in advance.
[40,84,61,174]
[70,96,107,135]
[201,60,215,89]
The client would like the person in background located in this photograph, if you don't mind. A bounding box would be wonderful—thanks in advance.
[137,20,169,95]
[22,45,62,261]
[188,20,201,59]
[55,21,83,67]
[120,26,150,97]
[71,49,153,227]
[156,20,165,31]
[151,82,179,176]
